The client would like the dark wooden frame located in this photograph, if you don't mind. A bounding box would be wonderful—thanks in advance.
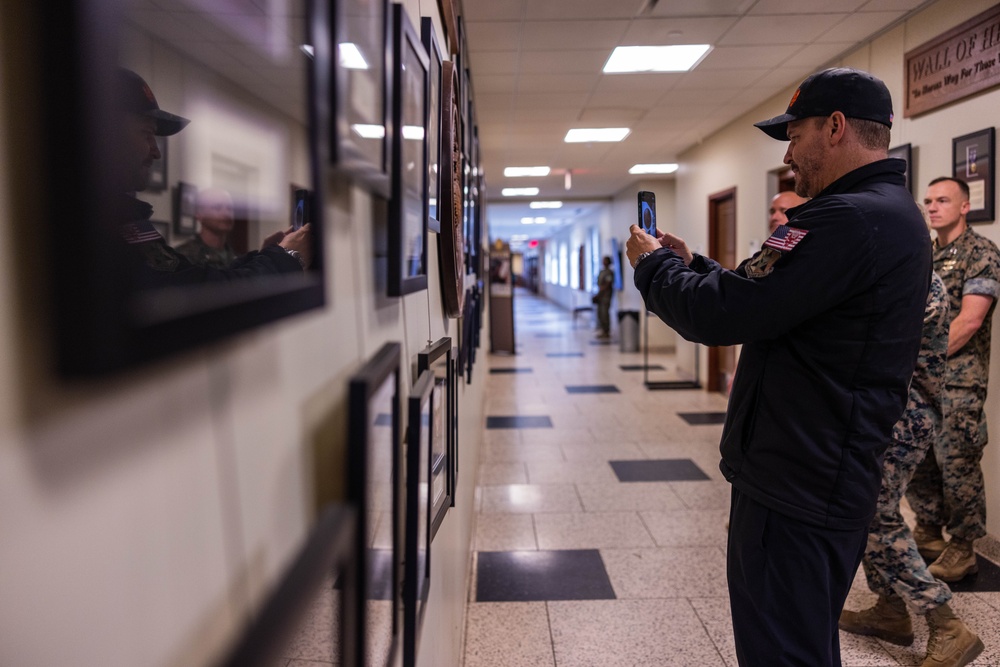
[437,58,465,317]
[173,180,197,236]
[417,337,455,536]
[388,3,430,296]
[347,342,404,667]
[953,127,995,223]
[42,0,326,376]
[422,18,443,234]
[325,0,393,196]
[403,370,434,667]
[888,143,913,196]
[217,505,358,667]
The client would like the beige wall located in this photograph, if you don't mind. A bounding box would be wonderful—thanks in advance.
[0,1,482,667]
[675,0,1000,535]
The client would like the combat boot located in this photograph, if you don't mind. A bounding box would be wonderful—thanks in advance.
[839,594,913,646]
[914,523,948,561]
[921,603,984,667]
[929,539,978,582]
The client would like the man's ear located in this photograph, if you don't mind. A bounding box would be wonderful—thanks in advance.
[828,111,847,145]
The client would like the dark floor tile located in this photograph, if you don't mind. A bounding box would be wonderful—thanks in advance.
[476,549,616,602]
[486,416,554,429]
[565,384,620,394]
[610,459,711,482]
[490,368,533,374]
[678,411,727,425]
[368,549,395,600]
[945,555,1000,593]
[589,340,614,346]
[534,333,562,338]
[546,352,585,358]
[619,364,665,371]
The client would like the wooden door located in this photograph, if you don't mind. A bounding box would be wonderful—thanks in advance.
[708,188,737,395]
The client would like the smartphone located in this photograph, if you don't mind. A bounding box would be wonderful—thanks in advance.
[292,188,312,230]
[637,190,656,236]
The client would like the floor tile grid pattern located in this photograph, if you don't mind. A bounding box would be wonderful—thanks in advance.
[463,290,1000,667]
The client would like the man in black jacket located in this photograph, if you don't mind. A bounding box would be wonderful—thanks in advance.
[626,68,931,667]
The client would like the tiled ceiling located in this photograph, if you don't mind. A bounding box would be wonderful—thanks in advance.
[464,0,933,240]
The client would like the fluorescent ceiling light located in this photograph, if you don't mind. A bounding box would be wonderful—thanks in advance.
[402,125,425,140]
[530,201,563,209]
[603,45,712,73]
[339,43,368,69]
[300,44,315,58]
[521,217,547,224]
[502,188,540,197]
[504,166,551,177]
[352,124,385,139]
[564,128,630,143]
[630,163,679,174]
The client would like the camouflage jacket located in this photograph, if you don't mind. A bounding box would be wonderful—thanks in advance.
[933,226,1000,387]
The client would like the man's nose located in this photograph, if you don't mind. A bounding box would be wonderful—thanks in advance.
[150,137,161,160]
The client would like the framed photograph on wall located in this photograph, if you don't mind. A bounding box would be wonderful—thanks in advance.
[953,128,995,223]
[888,143,913,196]
[43,0,326,376]
[417,337,454,535]
[450,356,460,501]
[324,0,392,196]
[173,181,197,236]
[387,3,429,296]
[348,342,404,667]
[404,370,434,667]
[437,58,465,317]
[421,18,443,233]
[218,505,358,667]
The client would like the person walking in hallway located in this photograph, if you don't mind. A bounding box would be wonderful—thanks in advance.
[626,67,930,666]
[594,255,614,339]
[907,176,1000,583]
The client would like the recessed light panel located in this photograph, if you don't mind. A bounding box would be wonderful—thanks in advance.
[564,128,630,143]
[603,45,712,73]
[629,163,679,174]
[502,188,540,197]
[504,166,551,177]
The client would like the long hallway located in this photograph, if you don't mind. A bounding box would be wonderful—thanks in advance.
[462,291,1000,667]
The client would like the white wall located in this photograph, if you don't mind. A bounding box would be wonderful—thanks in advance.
[675,0,1000,535]
[0,2,483,667]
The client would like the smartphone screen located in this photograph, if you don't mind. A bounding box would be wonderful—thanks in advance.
[292,188,311,230]
[637,191,656,236]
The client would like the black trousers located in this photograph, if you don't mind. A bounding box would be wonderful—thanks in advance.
[727,487,868,667]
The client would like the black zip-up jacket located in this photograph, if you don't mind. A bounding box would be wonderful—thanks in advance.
[635,159,930,529]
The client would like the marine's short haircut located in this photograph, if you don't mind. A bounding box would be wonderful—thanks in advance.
[929,176,970,200]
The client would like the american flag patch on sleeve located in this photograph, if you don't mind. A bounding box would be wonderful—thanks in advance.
[763,224,808,252]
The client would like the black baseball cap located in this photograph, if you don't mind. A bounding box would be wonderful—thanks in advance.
[116,68,190,136]
[754,67,893,141]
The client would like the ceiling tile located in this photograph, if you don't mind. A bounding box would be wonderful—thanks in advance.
[698,44,801,69]
[671,67,769,89]
[619,17,741,45]
[465,21,522,51]
[516,73,600,93]
[524,0,647,20]
[719,14,848,45]
[749,0,868,13]
[469,51,520,75]
[473,74,518,94]
[464,0,525,21]
[521,20,631,50]
[518,50,610,74]
[648,0,751,17]
[860,0,927,9]
[578,107,647,123]
[816,11,907,43]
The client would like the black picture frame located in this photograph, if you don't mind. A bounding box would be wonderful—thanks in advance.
[326,0,392,196]
[148,136,167,192]
[217,505,358,667]
[387,3,430,296]
[42,0,326,376]
[421,18,443,233]
[404,370,433,667]
[347,342,404,667]
[888,143,913,196]
[437,58,465,318]
[173,181,197,236]
[953,128,996,223]
[417,337,454,536]
[450,356,460,501]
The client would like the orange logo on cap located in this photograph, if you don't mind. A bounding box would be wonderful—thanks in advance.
[788,88,801,109]
[141,82,156,104]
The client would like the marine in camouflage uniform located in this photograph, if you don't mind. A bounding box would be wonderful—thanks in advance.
[859,271,950,611]
[906,225,1000,548]
[175,235,237,269]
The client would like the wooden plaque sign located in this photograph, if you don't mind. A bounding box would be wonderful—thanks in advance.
[904,3,1000,118]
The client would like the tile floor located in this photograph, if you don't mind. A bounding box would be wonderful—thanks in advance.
[462,290,1000,667]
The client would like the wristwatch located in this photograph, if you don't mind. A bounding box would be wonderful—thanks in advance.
[632,250,655,268]
[283,247,306,270]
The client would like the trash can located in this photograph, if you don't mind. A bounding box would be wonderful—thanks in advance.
[618,310,640,353]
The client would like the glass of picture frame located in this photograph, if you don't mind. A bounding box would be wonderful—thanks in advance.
[887,143,913,196]
[217,505,358,667]
[387,3,430,296]
[417,337,455,534]
[404,370,433,667]
[437,57,465,319]
[326,0,392,196]
[953,128,996,223]
[42,0,326,375]
[348,342,404,667]
[421,18,443,233]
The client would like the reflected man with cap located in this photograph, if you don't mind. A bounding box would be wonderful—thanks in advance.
[114,68,313,285]
[625,68,931,666]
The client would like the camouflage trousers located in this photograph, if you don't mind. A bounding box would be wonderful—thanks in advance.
[905,385,989,542]
[863,430,951,612]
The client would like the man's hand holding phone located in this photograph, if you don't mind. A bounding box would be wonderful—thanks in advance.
[626,226,693,268]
